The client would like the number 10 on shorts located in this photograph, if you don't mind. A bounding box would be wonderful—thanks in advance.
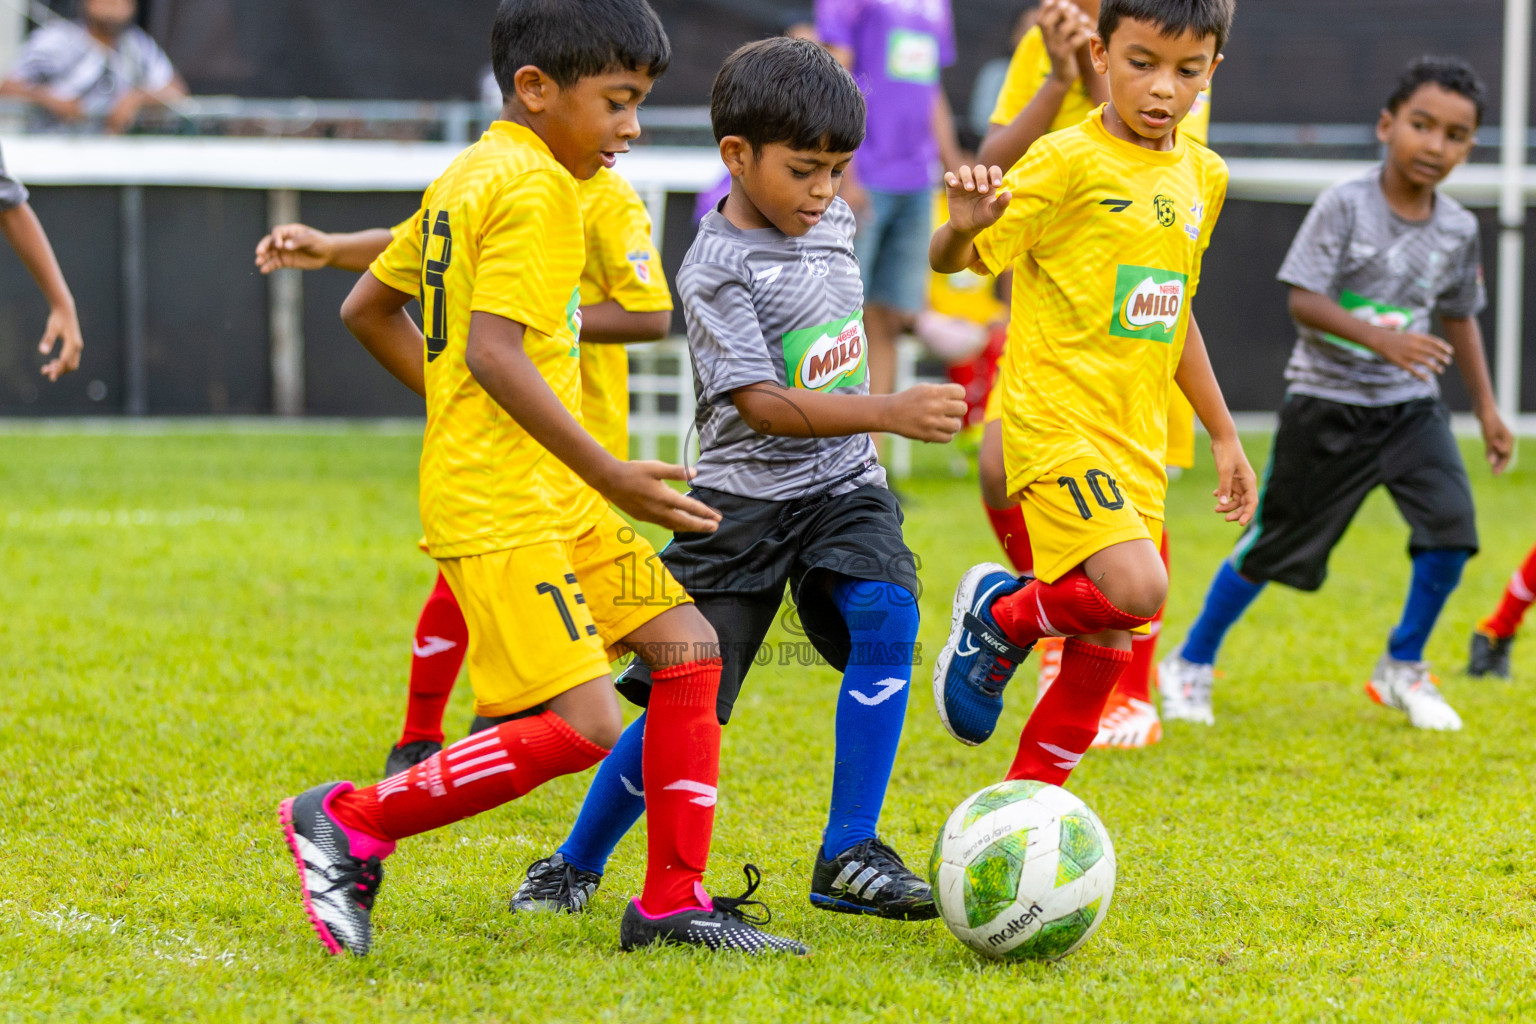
[1058,470,1126,520]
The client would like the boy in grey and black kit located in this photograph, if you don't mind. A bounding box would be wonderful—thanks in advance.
[508,37,969,925]
[1160,57,1513,733]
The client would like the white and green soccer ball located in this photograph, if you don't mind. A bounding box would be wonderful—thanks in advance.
[929,780,1116,961]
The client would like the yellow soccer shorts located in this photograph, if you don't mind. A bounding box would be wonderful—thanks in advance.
[437,508,690,717]
[1017,457,1164,627]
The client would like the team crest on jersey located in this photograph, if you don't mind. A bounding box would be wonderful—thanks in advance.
[1108,265,1188,344]
[782,311,868,391]
[1154,194,1177,228]
[626,249,653,284]
[801,251,831,278]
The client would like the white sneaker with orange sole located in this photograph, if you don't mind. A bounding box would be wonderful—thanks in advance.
[1092,694,1163,748]
[1365,655,1462,731]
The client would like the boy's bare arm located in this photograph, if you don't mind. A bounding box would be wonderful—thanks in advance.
[0,203,81,380]
[1174,315,1257,524]
[578,302,671,344]
[256,224,395,274]
[463,310,720,533]
[340,272,427,397]
[978,0,1093,171]
[1288,287,1452,382]
[731,380,966,442]
[1442,315,1514,474]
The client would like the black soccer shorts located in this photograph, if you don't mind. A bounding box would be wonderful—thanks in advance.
[615,483,919,724]
[1231,395,1478,592]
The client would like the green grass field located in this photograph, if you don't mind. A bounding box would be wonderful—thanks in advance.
[2,427,1534,1023]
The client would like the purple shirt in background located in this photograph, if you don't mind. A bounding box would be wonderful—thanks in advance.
[816,0,955,194]
[693,171,731,223]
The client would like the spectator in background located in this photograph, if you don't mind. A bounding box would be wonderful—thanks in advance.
[0,0,185,134]
[817,0,961,406]
[968,4,1038,138]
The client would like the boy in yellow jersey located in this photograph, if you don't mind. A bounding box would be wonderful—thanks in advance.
[277,0,807,958]
[928,0,1256,786]
[256,166,673,778]
[975,0,1215,748]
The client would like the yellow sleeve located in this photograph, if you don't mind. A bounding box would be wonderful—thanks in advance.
[580,178,672,313]
[371,206,424,295]
[988,28,1045,126]
[973,141,1069,275]
[472,170,584,336]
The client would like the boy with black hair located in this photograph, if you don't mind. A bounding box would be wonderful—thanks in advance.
[278,0,807,957]
[1161,55,1511,731]
[509,35,969,923]
[255,162,674,778]
[929,0,1256,785]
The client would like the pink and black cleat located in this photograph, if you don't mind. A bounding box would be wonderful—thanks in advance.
[278,781,391,956]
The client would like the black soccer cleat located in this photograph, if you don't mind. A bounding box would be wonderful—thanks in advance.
[510,853,602,914]
[809,837,938,920]
[383,739,441,778]
[1468,630,1514,679]
[619,865,809,955]
[278,781,387,956]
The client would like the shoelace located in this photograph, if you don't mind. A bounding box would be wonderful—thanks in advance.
[982,655,1015,695]
[712,863,772,926]
[325,855,383,911]
[853,838,915,882]
[524,857,593,901]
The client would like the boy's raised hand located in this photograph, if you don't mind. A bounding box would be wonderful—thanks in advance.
[255,224,336,274]
[889,382,968,443]
[599,460,722,535]
[944,165,1011,235]
[1210,436,1258,526]
[1040,0,1095,83]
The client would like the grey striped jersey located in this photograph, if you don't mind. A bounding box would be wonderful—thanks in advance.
[678,197,885,501]
[1277,166,1485,407]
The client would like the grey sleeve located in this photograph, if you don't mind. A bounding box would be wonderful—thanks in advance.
[1277,187,1352,295]
[1438,229,1486,319]
[0,145,29,211]
[678,261,779,403]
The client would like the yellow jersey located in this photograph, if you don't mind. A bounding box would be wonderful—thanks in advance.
[929,192,1004,326]
[372,120,604,557]
[975,107,1227,520]
[577,169,673,460]
[989,25,1212,144]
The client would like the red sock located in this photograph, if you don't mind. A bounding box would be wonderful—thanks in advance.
[992,567,1154,645]
[1118,529,1170,704]
[985,502,1034,576]
[639,658,723,916]
[1480,542,1536,639]
[1007,639,1131,785]
[399,572,469,746]
[331,711,608,842]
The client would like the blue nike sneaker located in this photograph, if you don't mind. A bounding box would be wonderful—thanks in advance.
[932,562,1035,745]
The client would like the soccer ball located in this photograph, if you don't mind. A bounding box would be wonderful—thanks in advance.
[928,780,1116,961]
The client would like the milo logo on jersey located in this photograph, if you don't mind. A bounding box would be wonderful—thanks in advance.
[1108,264,1189,344]
[783,311,868,391]
[1321,290,1411,360]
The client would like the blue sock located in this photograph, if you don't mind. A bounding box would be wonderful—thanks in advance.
[1181,560,1267,666]
[556,710,647,875]
[1388,549,1471,662]
[822,579,918,860]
